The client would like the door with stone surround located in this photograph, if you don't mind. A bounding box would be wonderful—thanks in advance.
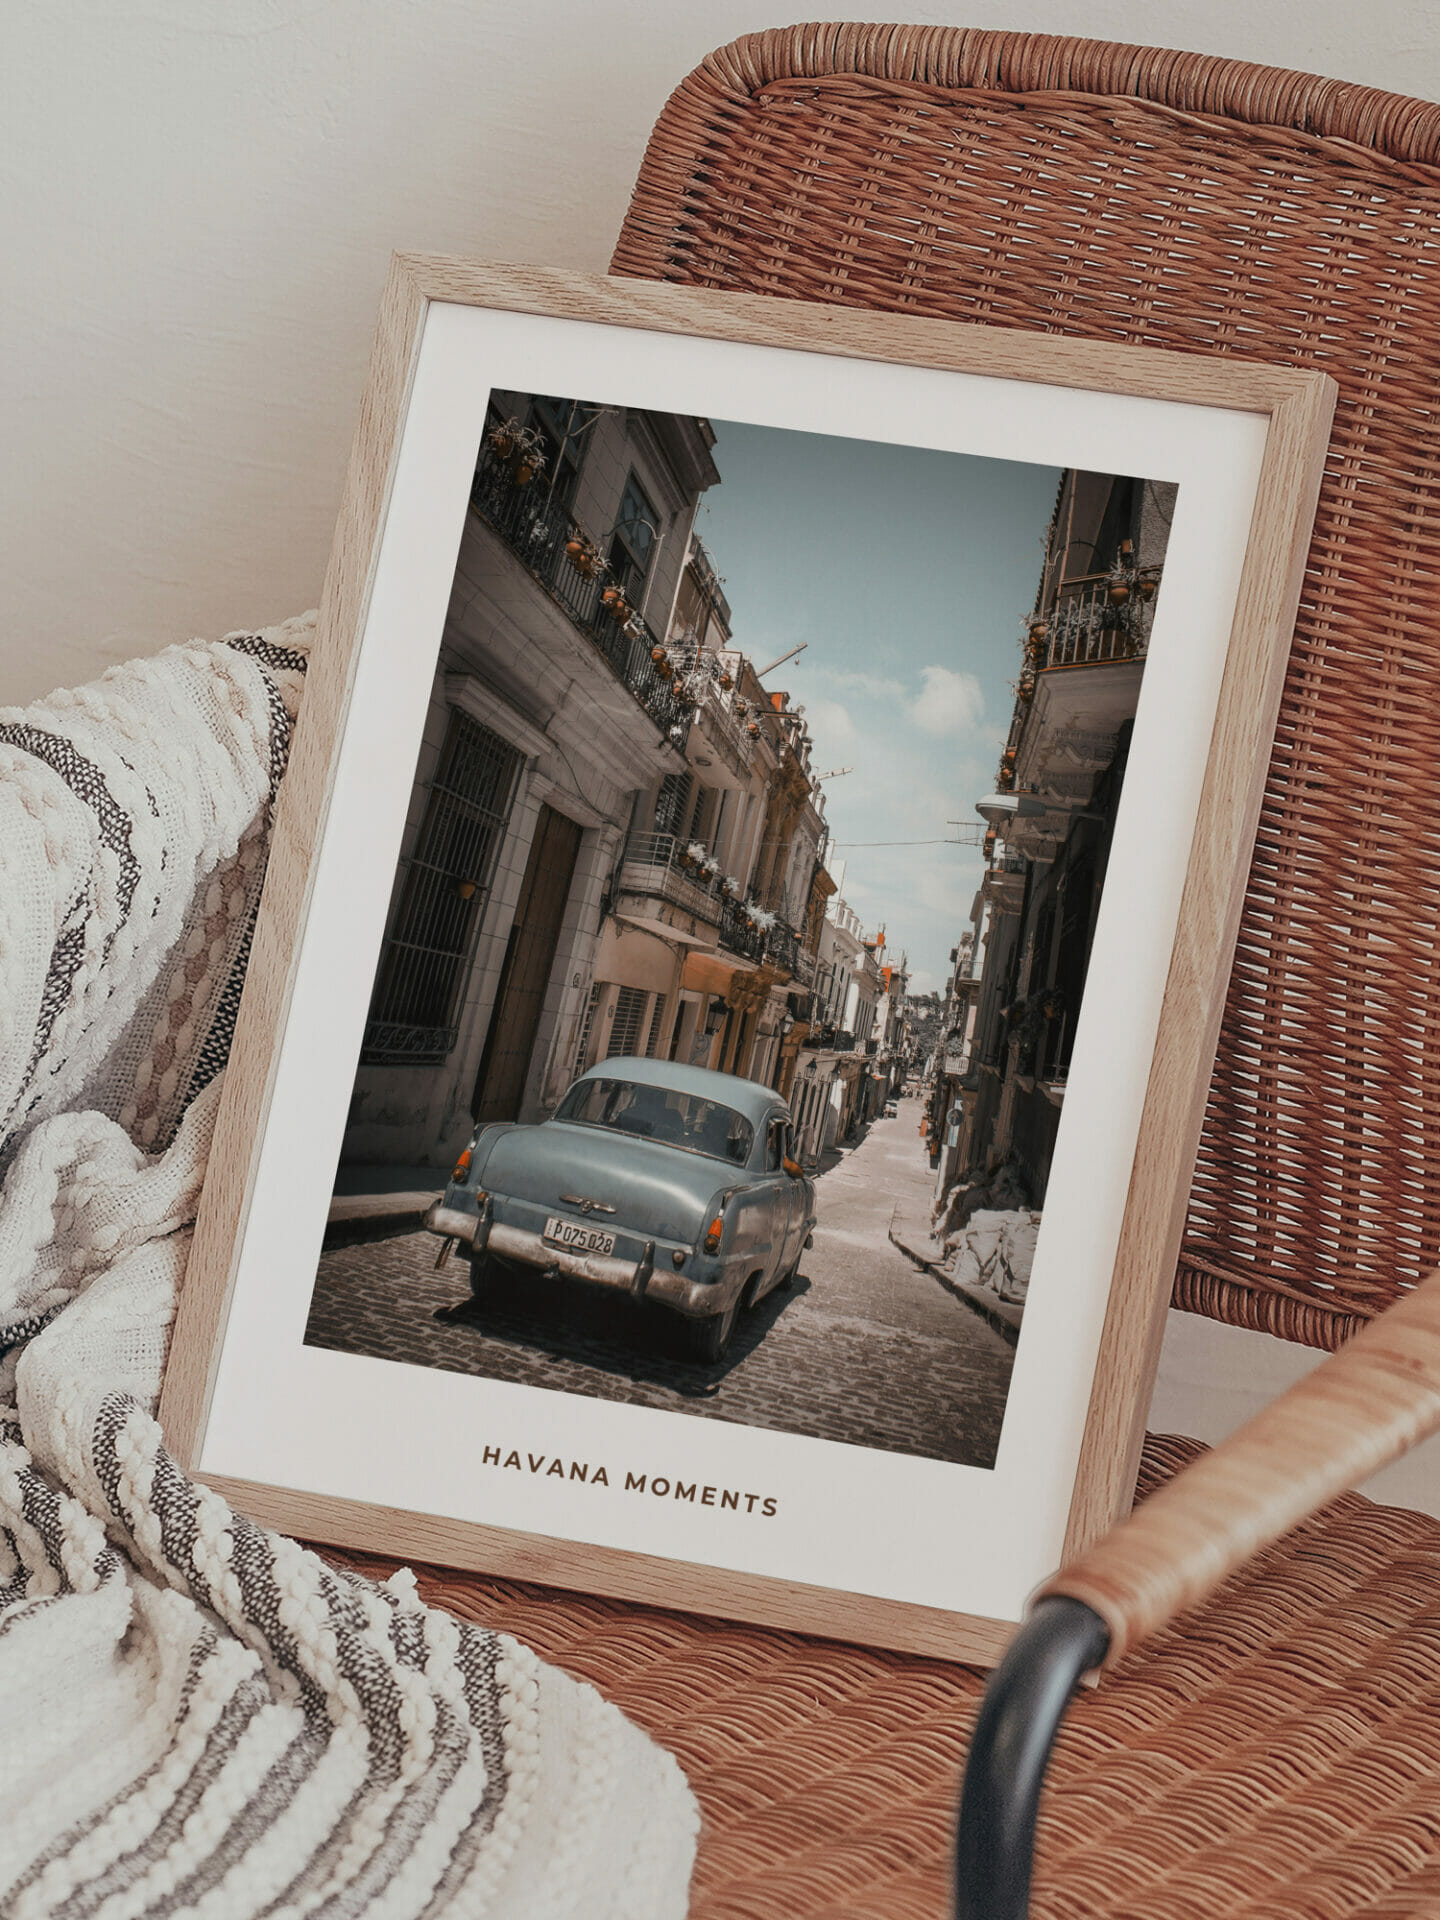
[470,803,583,1123]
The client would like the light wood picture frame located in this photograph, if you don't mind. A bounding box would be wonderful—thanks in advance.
[159,256,1334,1663]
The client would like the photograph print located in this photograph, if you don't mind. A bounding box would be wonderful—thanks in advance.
[303,387,1174,1474]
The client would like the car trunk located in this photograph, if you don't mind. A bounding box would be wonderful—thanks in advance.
[478,1122,729,1247]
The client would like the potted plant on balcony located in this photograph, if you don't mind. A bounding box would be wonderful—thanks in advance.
[564,533,604,579]
[601,586,631,622]
[487,417,521,460]
[486,418,546,485]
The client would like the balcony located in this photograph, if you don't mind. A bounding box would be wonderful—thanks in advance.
[1037,568,1162,671]
[469,455,685,739]
[616,832,723,926]
[982,850,1028,911]
[718,895,766,964]
[689,648,759,778]
[802,1025,855,1054]
[763,918,801,978]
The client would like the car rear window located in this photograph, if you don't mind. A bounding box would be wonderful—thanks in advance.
[556,1078,754,1165]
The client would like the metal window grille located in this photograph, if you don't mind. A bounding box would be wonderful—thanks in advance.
[644,992,668,1059]
[572,980,602,1079]
[607,984,648,1059]
[653,771,693,838]
[362,709,522,1065]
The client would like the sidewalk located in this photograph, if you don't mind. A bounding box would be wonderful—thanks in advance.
[883,1107,1024,1349]
[325,1164,444,1249]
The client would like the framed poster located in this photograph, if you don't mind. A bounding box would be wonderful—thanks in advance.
[160,257,1333,1662]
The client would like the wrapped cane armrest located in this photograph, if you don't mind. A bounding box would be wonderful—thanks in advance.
[954,1267,1440,1918]
[1039,1264,1440,1665]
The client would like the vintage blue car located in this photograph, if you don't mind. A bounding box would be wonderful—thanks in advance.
[424,1057,817,1361]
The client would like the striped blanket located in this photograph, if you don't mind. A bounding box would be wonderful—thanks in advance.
[0,618,698,1917]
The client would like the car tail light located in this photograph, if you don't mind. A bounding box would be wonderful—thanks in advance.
[451,1148,472,1183]
[703,1215,724,1254]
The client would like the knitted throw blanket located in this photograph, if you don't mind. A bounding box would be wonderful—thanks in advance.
[0,621,698,1917]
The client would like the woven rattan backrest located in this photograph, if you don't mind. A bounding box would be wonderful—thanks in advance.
[613,24,1440,1353]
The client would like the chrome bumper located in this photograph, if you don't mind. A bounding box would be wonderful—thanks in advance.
[423,1201,722,1317]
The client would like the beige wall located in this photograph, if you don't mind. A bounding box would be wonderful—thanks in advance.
[5,1,1432,710]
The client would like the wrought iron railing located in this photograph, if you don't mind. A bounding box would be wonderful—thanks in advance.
[469,455,686,739]
[1038,568,1162,670]
[803,1025,857,1054]
[616,831,724,923]
[692,648,757,768]
[718,895,766,963]
[764,919,801,977]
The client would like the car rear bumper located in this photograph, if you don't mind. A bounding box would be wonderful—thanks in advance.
[424,1202,727,1318]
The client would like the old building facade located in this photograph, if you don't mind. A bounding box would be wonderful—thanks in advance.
[932,468,1175,1209]
[582,535,831,1092]
[341,394,719,1170]
[340,406,841,1175]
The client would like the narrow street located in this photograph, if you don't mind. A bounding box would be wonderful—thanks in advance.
[304,1097,1016,1468]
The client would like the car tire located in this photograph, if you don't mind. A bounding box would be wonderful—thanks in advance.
[683,1297,739,1363]
[467,1248,492,1299]
[435,1249,493,1324]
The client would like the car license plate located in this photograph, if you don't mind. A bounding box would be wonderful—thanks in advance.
[543,1215,616,1257]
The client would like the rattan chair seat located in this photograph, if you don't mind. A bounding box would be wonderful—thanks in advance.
[332,1439,1440,1918]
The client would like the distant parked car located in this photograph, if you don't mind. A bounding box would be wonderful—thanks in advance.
[425,1057,816,1361]
[884,1098,899,1118]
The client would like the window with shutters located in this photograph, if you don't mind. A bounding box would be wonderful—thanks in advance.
[653,771,693,840]
[362,710,522,1064]
[572,981,602,1080]
[606,984,648,1059]
[644,993,668,1058]
[687,783,708,844]
[607,472,659,598]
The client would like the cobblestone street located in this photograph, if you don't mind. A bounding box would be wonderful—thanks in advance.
[304,1097,1016,1467]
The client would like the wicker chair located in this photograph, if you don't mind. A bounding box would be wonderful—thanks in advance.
[337,28,1440,1916]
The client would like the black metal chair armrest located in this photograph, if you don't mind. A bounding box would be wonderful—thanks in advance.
[954,1596,1111,1920]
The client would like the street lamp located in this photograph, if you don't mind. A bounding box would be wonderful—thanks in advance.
[975,791,1104,833]
[975,791,1052,828]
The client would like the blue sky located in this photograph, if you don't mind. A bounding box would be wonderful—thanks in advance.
[699,421,1061,994]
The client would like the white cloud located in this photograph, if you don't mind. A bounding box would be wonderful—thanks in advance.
[805,697,859,749]
[824,668,906,704]
[909,665,985,736]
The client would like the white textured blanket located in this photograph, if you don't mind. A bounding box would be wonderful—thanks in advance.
[0,620,698,1917]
